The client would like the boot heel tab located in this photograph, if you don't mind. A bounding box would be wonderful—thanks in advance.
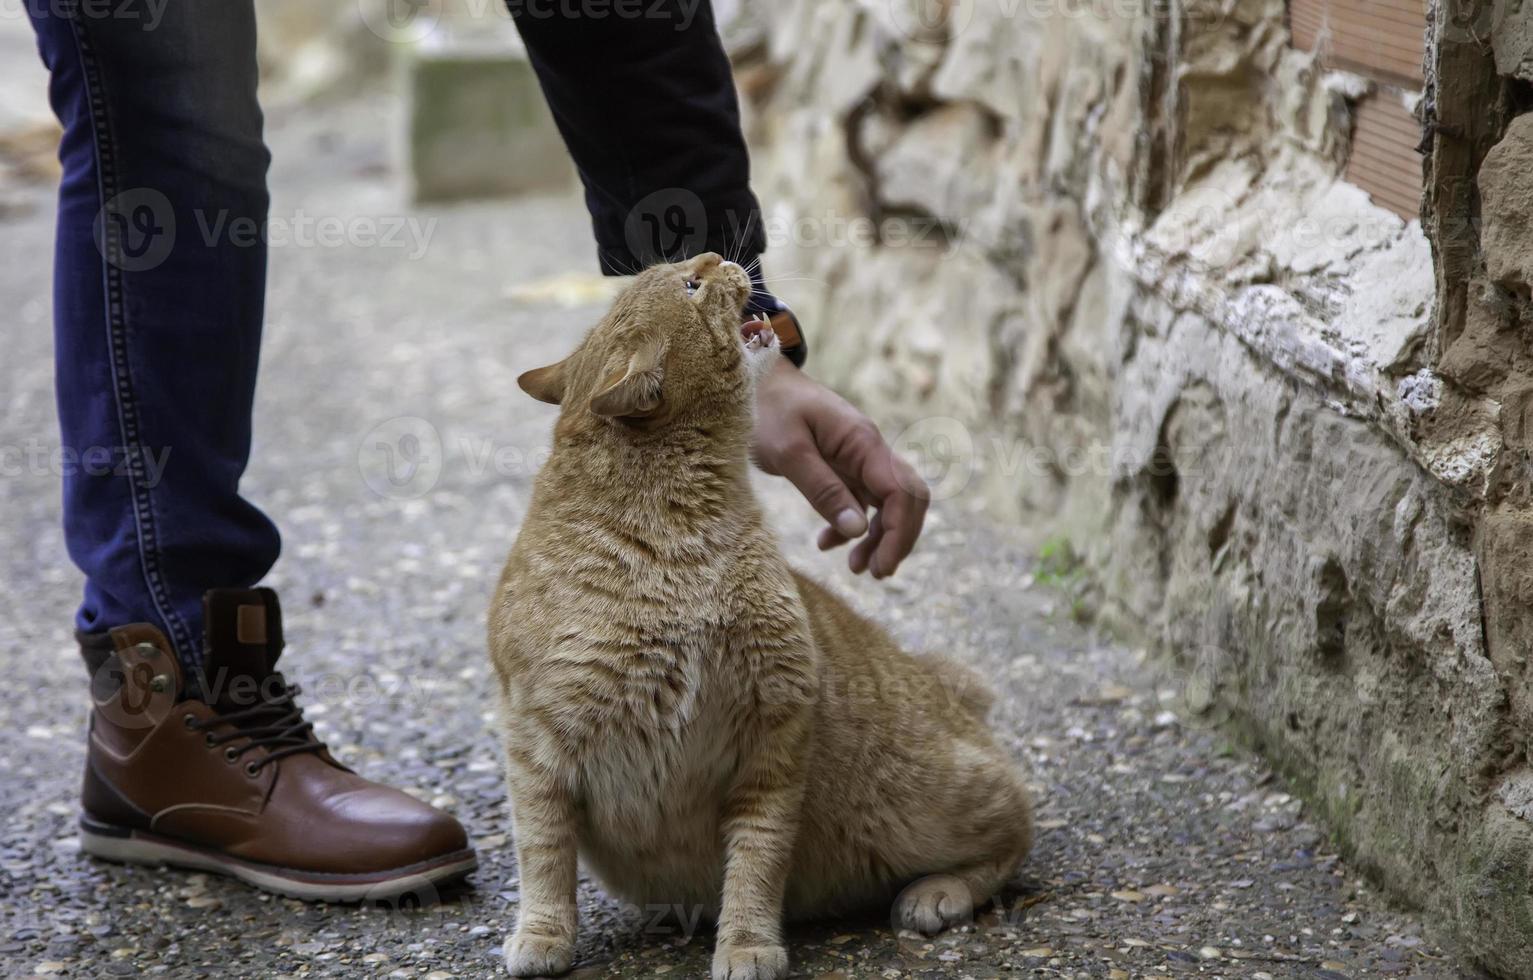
[78,625,178,690]
[76,629,113,678]
[202,587,285,671]
[81,626,182,728]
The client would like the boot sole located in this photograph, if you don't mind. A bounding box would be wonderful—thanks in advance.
[79,815,478,904]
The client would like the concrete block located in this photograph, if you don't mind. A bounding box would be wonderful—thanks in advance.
[406,42,576,203]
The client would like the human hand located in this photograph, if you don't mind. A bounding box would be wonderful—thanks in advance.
[750,359,929,578]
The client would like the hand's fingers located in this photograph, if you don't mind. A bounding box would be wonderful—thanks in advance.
[849,512,884,575]
[832,433,928,577]
[818,480,882,551]
[779,443,869,540]
[817,526,850,551]
[869,456,929,577]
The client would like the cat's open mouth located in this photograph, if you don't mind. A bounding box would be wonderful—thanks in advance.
[741,314,777,352]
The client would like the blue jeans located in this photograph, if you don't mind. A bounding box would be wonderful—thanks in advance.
[28,0,764,669]
[29,0,276,666]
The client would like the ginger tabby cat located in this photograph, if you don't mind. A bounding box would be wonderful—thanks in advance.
[489,253,1032,980]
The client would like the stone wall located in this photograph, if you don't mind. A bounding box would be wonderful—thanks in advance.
[742,1,1533,973]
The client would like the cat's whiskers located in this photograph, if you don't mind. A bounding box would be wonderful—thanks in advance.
[605,255,642,278]
[725,211,761,268]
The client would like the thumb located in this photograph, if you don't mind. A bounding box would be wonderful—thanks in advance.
[780,448,869,539]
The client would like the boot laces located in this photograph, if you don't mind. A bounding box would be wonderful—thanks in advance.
[187,672,325,771]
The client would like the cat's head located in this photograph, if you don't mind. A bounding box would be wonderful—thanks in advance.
[517,252,779,436]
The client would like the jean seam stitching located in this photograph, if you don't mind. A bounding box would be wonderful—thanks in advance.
[64,4,198,666]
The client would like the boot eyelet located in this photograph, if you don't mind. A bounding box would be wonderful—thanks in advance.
[244,762,260,777]
[204,733,217,747]
[224,748,239,762]
[183,714,197,728]
[134,642,159,658]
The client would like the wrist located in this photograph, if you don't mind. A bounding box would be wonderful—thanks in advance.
[762,355,810,395]
[754,360,816,441]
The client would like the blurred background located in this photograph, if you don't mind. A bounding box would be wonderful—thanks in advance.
[5,1,1533,977]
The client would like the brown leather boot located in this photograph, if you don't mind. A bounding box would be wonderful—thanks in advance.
[77,588,477,902]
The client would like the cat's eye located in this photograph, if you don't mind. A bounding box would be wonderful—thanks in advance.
[684,277,700,297]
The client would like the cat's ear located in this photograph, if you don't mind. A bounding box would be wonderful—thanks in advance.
[590,340,665,418]
[517,358,570,405]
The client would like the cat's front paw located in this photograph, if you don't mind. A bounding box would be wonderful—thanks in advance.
[503,931,574,977]
[711,941,788,980]
[893,873,975,936]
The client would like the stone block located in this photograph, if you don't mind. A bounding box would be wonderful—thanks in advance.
[1494,0,1533,81]
[875,104,997,228]
[406,43,576,203]
[1479,510,1533,730]
[1503,386,1533,450]
[1479,113,1533,291]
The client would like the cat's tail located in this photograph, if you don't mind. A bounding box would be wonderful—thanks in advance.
[911,652,997,720]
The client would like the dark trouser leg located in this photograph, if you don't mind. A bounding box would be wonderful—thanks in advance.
[509,0,767,273]
[27,0,279,670]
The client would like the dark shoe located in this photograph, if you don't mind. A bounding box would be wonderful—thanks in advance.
[77,588,477,902]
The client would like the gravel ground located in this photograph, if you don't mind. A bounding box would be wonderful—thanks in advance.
[0,95,1485,979]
